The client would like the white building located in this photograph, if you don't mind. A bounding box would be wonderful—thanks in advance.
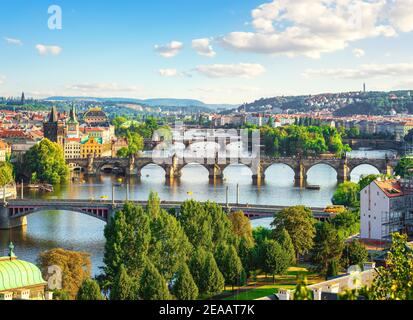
[360,178,413,241]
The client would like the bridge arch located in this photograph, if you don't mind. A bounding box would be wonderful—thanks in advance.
[181,163,209,181]
[8,205,110,223]
[349,163,381,182]
[98,161,127,175]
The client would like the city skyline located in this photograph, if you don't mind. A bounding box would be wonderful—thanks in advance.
[1,0,413,104]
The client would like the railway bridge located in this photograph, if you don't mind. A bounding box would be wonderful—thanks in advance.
[0,199,329,230]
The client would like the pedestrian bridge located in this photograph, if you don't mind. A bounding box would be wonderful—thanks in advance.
[0,199,329,230]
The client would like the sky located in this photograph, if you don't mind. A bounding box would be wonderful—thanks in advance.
[1,0,413,104]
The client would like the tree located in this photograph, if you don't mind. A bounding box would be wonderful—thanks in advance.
[103,202,151,283]
[110,264,138,300]
[139,261,171,300]
[341,240,369,269]
[228,211,254,248]
[200,252,225,297]
[271,206,316,258]
[38,248,91,300]
[332,182,360,208]
[370,233,413,300]
[172,263,199,300]
[262,240,290,283]
[395,157,413,178]
[77,279,104,300]
[0,162,14,187]
[358,174,381,191]
[215,244,245,290]
[149,207,192,282]
[274,228,296,265]
[327,259,339,278]
[178,200,213,251]
[311,223,344,277]
[205,202,234,249]
[293,276,313,300]
[22,139,69,185]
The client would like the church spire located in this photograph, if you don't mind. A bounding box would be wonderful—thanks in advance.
[48,106,58,123]
[69,104,78,123]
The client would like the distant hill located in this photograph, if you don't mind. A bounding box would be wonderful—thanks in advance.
[44,96,236,110]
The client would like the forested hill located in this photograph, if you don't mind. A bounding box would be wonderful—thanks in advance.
[232,90,413,116]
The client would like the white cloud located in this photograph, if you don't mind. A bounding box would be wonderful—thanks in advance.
[195,63,265,78]
[35,44,62,56]
[0,75,5,85]
[158,69,179,77]
[353,48,366,58]
[192,38,216,57]
[4,37,23,46]
[390,0,413,32]
[154,41,183,58]
[302,63,413,79]
[218,0,408,58]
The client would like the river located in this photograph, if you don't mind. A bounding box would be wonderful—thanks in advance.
[0,149,396,275]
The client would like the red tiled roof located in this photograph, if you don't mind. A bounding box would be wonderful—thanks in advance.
[374,179,404,198]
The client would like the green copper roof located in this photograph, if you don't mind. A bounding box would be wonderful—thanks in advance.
[0,258,47,292]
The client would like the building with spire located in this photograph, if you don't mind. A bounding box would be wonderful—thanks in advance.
[43,106,65,145]
[0,242,51,300]
[66,105,80,139]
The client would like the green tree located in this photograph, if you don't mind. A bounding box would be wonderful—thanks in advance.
[262,240,290,283]
[77,279,104,300]
[103,203,151,283]
[370,233,413,300]
[215,244,245,290]
[110,264,138,300]
[311,223,344,276]
[271,206,316,258]
[178,200,213,251]
[274,228,296,265]
[139,261,171,300]
[149,207,192,282]
[326,259,339,278]
[293,276,313,300]
[341,240,369,269]
[358,174,381,191]
[22,139,69,185]
[395,157,413,178]
[172,263,199,300]
[205,201,233,248]
[201,252,225,297]
[332,182,360,208]
[0,162,14,187]
[117,131,144,157]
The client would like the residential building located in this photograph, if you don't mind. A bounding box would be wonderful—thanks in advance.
[64,138,81,160]
[360,178,413,241]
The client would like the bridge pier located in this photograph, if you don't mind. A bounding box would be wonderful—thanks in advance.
[0,204,27,230]
[294,164,306,188]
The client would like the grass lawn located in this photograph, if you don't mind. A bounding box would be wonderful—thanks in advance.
[223,266,323,301]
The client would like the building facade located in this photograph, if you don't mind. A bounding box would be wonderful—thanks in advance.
[360,178,413,241]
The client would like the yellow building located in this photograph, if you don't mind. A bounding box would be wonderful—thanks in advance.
[80,136,103,158]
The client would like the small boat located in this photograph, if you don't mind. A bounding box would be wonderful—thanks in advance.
[306,185,321,190]
[113,183,122,187]
[28,184,39,189]
[187,191,193,196]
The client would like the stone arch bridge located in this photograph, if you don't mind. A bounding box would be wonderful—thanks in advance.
[67,155,398,186]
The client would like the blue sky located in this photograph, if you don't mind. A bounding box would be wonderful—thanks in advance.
[1,0,413,104]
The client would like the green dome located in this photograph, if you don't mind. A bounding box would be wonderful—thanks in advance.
[0,258,47,292]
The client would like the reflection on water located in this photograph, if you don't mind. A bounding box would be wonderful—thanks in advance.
[0,150,389,275]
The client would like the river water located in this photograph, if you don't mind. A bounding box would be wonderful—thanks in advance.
[0,149,395,275]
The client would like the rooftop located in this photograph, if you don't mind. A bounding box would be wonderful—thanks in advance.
[374,179,404,198]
